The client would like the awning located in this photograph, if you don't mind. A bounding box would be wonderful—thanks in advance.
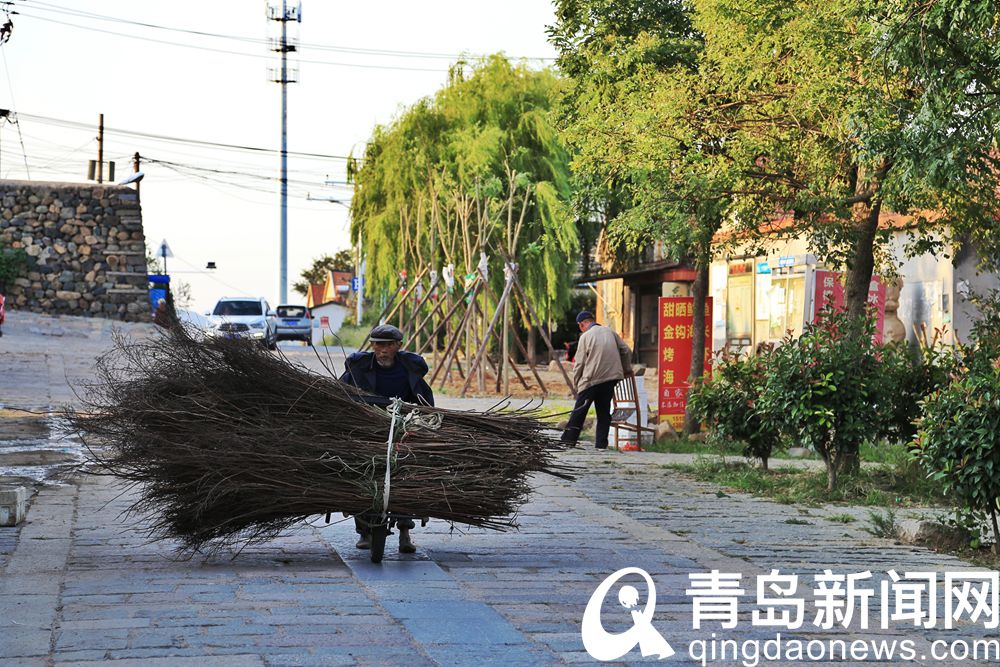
[575,261,697,286]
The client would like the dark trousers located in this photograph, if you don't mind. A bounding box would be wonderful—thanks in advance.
[355,513,415,535]
[560,379,619,449]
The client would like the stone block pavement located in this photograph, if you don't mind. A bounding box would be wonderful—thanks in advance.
[1,312,995,666]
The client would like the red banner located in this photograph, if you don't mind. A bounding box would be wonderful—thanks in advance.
[658,297,713,430]
[813,270,887,344]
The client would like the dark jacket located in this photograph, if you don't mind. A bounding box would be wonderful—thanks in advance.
[340,350,435,407]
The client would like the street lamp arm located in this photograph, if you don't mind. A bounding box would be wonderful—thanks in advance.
[306,192,351,208]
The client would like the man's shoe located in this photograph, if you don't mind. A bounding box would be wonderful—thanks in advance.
[595,444,608,450]
[355,535,371,550]
[398,529,416,554]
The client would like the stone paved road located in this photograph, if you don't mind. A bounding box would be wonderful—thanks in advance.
[0,312,993,666]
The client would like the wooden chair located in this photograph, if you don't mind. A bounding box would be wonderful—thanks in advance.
[611,373,655,450]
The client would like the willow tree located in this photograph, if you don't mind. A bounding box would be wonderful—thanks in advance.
[349,55,578,325]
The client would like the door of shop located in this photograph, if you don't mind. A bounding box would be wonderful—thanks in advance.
[634,288,660,368]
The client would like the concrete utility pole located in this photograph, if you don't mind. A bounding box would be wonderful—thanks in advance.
[97,113,104,183]
[357,237,364,326]
[132,152,141,197]
[267,1,300,303]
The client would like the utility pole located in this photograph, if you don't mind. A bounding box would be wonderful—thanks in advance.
[97,113,104,183]
[267,1,300,304]
[132,152,141,197]
[357,243,364,326]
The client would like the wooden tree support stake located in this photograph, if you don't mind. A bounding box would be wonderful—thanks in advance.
[461,277,514,396]
[512,276,576,398]
[430,281,482,386]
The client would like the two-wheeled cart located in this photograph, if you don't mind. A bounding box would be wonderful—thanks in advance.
[351,512,429,564]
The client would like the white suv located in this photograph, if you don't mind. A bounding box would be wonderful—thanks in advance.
[207,297,278,349]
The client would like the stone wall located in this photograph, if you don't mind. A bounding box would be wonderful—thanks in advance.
[0,180,150,321]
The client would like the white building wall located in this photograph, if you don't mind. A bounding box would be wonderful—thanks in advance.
[310,303,348,347]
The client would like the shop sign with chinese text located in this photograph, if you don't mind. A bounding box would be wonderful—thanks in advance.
[658,297,713,430]
[812,270,887,343]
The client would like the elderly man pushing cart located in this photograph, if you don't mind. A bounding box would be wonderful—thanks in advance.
[340,323,434,556]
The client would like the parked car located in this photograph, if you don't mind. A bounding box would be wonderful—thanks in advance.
[206,297,277,349]
[275,304,312,344]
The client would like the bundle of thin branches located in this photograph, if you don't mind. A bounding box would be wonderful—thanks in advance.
[70,326,572,553]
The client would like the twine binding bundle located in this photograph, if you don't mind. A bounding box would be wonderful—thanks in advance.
[70,326,572,554]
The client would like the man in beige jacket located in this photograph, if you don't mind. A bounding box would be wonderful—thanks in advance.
[561,310,632,449]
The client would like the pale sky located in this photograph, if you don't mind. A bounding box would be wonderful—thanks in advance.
[0,0,559,311]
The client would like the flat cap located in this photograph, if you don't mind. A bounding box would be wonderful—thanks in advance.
[369,324,403,342]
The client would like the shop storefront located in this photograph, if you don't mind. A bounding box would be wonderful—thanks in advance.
[584,261,698,368]
[714,253,886,353]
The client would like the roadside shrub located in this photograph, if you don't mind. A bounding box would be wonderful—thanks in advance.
[963,290,1000,374]
[689,350,780,470]
[873,340,955,444]
[916,291,1000,553]
[759,310,880,490]
[0,244,27,292]
[915,363,1000,553]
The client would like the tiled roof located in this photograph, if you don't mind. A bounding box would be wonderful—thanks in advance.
[306,283,325,309]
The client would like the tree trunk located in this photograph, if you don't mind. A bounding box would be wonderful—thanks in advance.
[683,262,710,436]
[838,448,860,477]
[816,442,836,491]
[844,197,882,319]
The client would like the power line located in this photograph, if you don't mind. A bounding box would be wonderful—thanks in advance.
[0,39,29,178]
[16,0,556,63]
[14,10,454,73]
[0,129,353,195]
[173,253,253,298]
[146,159,326,200]
[141,157,335,188]
[17,112,354,161]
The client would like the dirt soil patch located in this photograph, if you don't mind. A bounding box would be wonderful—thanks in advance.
[433,363,575,399]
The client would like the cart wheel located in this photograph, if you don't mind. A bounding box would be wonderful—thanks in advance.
[370,524,388,564]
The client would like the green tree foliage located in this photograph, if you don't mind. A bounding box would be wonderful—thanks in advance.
[0,244,27,292]
[917,364,1000,553]
[692,0,1000,316]
[917,290,1000,552]
[688,350,781,470]
[550,0,757,433]
[872,341,954,444]
[292,250,354,298]
[548,1,701,274]
[758,311,881,490]
[348,56,577,320]
[692,322,956,483]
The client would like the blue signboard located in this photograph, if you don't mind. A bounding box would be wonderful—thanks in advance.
[757,261,771,274]
[778,256,795,268]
